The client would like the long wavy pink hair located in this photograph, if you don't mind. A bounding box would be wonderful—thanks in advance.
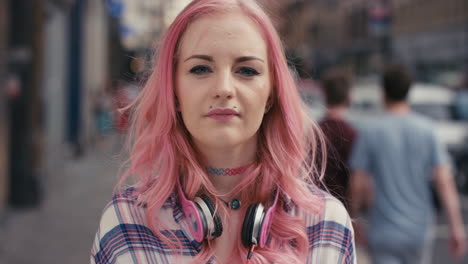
[119,0,326,263]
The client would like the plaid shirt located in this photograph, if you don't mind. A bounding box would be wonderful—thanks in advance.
[91,187,355,264]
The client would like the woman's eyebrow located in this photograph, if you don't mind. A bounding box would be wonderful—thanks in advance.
[184,54,213,62]
[235,56,264,63]
[183,55,264,63]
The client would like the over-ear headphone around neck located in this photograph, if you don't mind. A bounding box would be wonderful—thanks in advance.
[177,182,279,248]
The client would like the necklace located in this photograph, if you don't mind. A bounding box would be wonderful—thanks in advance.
[220,198,242,210]
[206,164,249,209]
[206,164,250,176]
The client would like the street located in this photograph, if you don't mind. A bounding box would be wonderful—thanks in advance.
[0,137,467,264]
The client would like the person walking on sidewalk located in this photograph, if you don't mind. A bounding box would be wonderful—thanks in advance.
[319,70,357,211]
[349,64,466,264]
[91,0,356,263]
[453,71,468,121]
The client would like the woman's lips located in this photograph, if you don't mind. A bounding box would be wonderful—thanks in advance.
[206,108,239,122]
[208,114,236,121]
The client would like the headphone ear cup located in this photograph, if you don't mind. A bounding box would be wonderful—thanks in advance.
[182,200,206,243]
[241,204,259,248]
[258,206,274,247]
[199,195,223,238]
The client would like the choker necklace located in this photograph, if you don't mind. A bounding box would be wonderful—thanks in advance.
[220,198,242,210]
[206,164,250,176]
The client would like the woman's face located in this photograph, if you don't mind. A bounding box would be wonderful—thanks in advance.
[175,11,271,150]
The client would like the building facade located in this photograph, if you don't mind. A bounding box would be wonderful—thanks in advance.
[0,0,9,211]
[266,0,468,80]
[2,0,111,209]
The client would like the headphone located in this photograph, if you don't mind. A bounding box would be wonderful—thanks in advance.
[177,182,279,248]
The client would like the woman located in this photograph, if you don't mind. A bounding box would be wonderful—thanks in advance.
[91,0,355,263]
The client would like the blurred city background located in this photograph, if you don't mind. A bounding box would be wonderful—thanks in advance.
[0,0,467,263]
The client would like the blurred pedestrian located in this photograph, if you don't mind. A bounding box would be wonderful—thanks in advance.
[349,64,466,264]
[91,0,356,263]
[453,71,468,121]
[319,70,357,211]
[93,88,114,139]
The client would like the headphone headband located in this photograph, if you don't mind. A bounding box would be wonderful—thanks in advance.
[178,179,280,248]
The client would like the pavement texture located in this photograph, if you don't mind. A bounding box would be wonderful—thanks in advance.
[0,139,121,264]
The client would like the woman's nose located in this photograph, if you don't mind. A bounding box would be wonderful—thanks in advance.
[213,70,234,99]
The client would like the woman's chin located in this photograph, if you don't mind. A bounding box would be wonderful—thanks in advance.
[194,134,252,150]
[201,137,240,149]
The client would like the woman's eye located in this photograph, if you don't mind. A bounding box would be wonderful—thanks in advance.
[237,67,260,77]
[189,65,212,75]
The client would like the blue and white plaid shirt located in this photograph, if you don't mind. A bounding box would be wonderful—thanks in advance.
[91,187,356,263]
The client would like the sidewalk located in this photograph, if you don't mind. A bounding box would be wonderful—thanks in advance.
[0,139,121,264]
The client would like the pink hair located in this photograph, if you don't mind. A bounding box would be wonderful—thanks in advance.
[119,0,326,263]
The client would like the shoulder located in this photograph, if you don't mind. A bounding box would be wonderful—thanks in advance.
[355,113,432,136]
[96,187,178,226]
[321,118,357,137]
[304,185,356,263]
[98,187,147,228]
[90,188,147,263]
[304,185,353,228]
[407,112,434,127]
[90,188,184,264]
[400,113,437,140]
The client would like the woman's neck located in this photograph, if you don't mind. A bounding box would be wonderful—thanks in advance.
[195,138,257,195]
[206,164,252,196]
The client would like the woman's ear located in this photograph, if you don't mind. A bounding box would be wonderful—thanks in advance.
[175,97,181,112]
[265,97,273,114]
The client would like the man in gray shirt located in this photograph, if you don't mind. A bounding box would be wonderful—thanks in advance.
[349,65,466,264]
